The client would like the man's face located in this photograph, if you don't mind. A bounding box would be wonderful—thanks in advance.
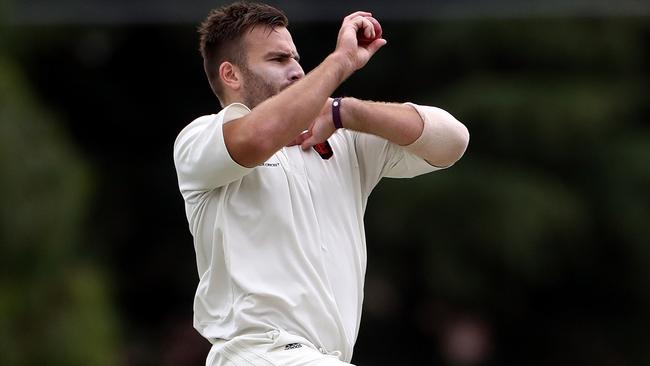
[238,26,304,108]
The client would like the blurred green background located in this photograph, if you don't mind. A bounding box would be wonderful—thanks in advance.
[1,0,649,365]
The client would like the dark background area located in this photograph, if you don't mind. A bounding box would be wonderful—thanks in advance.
[2,1,650,365]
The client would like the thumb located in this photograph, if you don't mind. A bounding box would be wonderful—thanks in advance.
[301,135,320,150]
[367,38,387,54]
[288,130,311,147]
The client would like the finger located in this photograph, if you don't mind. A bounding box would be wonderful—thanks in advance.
[350,16,374,38]
[301,136,319,150]
[344,11,372,21]
[362,17,374,39]
[286,137,303,147]
[287,130,310,147]
[286,134,302,146]
[367,16,382,37]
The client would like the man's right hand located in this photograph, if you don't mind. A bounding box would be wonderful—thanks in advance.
[332,12,387,72]
[222,12,387,168]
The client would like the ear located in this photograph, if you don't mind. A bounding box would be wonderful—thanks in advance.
[219,61,242,92]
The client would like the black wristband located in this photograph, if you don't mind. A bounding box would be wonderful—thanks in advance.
[332,97,343,129]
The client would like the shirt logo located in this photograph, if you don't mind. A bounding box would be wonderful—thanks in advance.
[284,343,302,350]
[260,162,280,167]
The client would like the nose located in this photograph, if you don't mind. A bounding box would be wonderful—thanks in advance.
[289,62,305,82]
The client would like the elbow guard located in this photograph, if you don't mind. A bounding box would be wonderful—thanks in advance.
[403,103,470,168]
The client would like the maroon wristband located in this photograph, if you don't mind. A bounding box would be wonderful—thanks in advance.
[332,97,343,129]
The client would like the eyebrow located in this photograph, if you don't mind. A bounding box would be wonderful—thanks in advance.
[266,51,300,62]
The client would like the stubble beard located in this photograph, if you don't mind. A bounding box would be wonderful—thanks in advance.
[240,63,280,109]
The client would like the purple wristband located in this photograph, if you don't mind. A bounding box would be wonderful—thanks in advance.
[332,97,343,129]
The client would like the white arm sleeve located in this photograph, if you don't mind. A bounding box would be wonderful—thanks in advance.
[173,103,253,194]
[403,102,469,168]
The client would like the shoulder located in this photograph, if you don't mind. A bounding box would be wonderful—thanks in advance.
[221,103,251,123]
[174,103,252,149]
[173,114,217,151]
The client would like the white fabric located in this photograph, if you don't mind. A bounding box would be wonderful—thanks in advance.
[173,103,442,363]
[403,102,467,167]
[206,330,353,366]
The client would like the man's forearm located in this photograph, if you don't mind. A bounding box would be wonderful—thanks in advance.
[339,97,470,167]
[224,53,353,167]
[245,53,353,145]
[340,98,424,145]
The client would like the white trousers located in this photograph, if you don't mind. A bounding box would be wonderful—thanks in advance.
[206,330,354,366]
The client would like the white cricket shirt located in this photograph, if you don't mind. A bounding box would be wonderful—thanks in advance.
[173,103,441,362]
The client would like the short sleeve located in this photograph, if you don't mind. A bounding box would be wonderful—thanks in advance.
[173,103,253,194]
[352,131,442,197]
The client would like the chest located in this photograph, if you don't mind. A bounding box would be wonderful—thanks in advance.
[257,136,355,191]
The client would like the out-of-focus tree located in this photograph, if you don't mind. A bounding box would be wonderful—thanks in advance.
[4,8,649,366]
[0,15,118,366]
[360,18,650,366]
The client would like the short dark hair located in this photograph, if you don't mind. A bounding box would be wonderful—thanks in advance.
[198,2,288,103]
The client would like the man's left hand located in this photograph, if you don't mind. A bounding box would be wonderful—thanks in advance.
[286,98,337,150]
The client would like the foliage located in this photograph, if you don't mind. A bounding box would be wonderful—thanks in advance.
[0,56,118,365]
[361,18,650,365]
